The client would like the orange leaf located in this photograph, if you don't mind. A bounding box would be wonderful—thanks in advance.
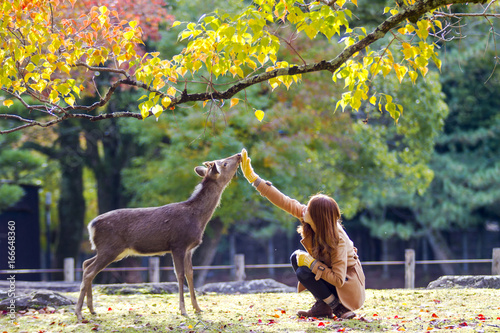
[230,98,239,108]
[3,100,14,108]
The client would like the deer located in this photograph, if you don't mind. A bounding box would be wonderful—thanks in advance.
[75,152,242,321]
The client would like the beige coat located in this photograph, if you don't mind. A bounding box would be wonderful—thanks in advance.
[255,179,366,311]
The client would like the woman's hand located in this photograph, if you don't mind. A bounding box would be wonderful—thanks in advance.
[294,250,316,269]
[240,148,259,183]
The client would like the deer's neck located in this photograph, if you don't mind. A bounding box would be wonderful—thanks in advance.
[186,179,225,222]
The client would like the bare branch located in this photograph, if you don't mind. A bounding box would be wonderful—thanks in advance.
[74,62,131,78]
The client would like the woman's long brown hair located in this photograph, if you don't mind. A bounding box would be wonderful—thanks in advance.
[298,194,341,262]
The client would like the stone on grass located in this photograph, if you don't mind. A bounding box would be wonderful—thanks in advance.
[427,275,500,289]
[199,278,295,294]
[0,290,76,310]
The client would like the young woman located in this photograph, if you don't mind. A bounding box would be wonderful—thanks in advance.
[240,149,365,319]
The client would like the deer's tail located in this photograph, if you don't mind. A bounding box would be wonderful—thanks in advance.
[88,220,97,251]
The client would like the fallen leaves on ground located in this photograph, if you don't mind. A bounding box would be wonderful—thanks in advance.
[1,288,499,332]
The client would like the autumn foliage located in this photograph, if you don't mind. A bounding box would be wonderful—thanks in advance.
[0,0,496,133]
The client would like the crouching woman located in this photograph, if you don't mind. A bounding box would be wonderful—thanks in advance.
[240,149,365,319]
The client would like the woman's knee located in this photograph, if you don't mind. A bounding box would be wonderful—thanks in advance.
[290,253,298,271]
[295,266,314,282]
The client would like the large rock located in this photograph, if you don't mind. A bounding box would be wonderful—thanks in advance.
[0,290,76,310]
[199,278,295,294]
[427,275,500,289]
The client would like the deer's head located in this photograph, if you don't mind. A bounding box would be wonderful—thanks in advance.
[194,153,242,185]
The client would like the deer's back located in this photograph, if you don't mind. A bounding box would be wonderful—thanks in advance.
[90,202,205,255]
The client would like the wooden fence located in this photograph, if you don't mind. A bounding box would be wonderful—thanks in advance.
[2,248,499,289]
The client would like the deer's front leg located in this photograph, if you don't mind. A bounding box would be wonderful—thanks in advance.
[184,250,202,313]
[172,251,188,316]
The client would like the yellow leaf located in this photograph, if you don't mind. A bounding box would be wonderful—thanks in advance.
[123,31,135,40]
[3,100,14,108]
[151,105,163,120]
[203,100,209,107]
[254,109,265,122]
[167,87,177,96]
[64,95,75,106]
[140,108,148,119]
[230,98,239,108]
[161,96,171,108]
[172,21,181,28]
[369,96,376,105]
[49,90,59,103]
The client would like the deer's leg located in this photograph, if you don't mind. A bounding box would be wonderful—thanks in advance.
[172,250,188,316]
[81,257,97,315]
[184,250,202,313]
[76,256,96,320]
[76,252,118,321]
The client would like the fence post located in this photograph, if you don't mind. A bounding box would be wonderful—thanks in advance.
[493,248,500,275]
[234,254,246,281]
[64,257,75,282]
[405,249,415,289]
[149,257,160,283]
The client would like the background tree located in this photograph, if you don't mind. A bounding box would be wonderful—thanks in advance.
[11,0,173,272]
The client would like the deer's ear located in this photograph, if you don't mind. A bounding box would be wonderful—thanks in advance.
[208,162,220,177]
[194,166,207,177]
[203,161,213,167]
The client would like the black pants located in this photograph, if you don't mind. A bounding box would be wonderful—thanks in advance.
[291,253,338,301]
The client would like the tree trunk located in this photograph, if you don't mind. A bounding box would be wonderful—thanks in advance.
[82,116,138,283]
[425,228,456,275]
[194,217,225,287]
[84,118,129,214]
[54,121,86,278]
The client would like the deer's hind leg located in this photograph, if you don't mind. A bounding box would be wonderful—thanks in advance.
[184,250,202,313]
[83,256,97,314]
[76,252,121,321]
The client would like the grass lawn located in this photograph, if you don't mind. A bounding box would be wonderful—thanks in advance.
[1,288,499,332]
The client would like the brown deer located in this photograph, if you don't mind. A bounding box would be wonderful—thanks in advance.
[75,152,242,321]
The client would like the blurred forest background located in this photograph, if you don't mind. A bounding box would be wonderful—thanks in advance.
[1,0,499,289]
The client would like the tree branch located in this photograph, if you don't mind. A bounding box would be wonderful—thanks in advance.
[0,0,492,133]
